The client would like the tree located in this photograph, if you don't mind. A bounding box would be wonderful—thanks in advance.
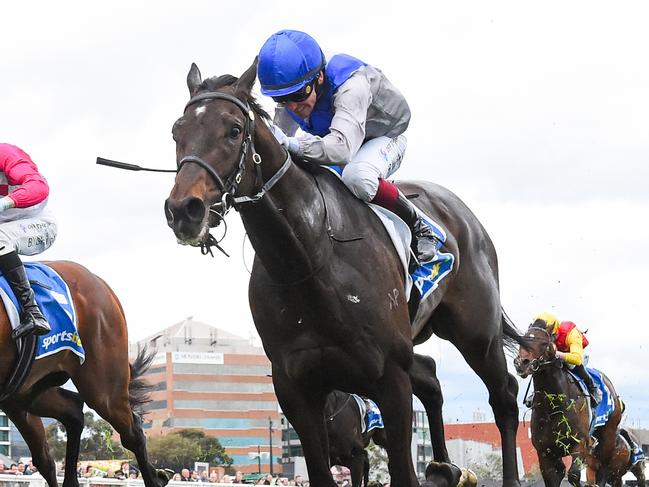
[79,412,127,460]
[146,429,232,472]
[45,422,67,461]
[468,452,503,481]
[367,440,390,484]
[44,412,126,461]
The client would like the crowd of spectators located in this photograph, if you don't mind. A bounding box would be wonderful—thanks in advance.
[0,460,394,486]
[0,461,37,476]
[169,469,308,485]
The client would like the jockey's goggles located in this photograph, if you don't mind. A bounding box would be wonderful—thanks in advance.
[272,80,316,104]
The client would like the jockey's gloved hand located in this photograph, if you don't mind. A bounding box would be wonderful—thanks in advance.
[270,124,299,154]
[555,351,567,362]
[0,196,15,212]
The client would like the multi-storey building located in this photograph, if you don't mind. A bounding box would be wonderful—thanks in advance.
[0,412,9,457]
[129,318,282,474]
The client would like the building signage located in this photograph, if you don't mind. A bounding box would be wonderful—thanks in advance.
[172,351,224,364]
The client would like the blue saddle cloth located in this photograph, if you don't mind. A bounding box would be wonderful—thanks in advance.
[568,367,614,430]
[411,215,454,302]
[0,262,84,363]
[631,448,645,466]
[365,398,384,432]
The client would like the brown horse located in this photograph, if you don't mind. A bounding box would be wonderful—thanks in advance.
[514,324,622,487]
[567,428,646,487]
[165,60,522,487]
[0,261,167,487]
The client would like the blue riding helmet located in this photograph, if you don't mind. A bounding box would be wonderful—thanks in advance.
[258,29,326,97]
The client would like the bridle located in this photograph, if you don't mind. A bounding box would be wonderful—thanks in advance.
[515,326,555,375]
[176,91,292,256]
[326,393,353,422]
[178,91,292,215]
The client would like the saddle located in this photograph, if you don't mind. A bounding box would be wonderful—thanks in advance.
[0,334,38,403]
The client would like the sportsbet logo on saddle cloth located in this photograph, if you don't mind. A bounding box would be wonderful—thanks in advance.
[568,367,615,430]
[351,394,385,434]
[0,262,84,363]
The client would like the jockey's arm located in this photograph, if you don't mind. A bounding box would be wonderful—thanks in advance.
[0,145,49,208]
[292,74,371,165]
[557,328,585,366]
[274,107,300,137]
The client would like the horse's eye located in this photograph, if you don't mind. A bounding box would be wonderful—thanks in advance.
[229,127,242,138]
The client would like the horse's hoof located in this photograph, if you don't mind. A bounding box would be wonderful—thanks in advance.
[156,469,170,486]
[425,461,463,487]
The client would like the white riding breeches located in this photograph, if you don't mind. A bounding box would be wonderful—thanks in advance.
[0,208,57,257]
[341,135,407,202]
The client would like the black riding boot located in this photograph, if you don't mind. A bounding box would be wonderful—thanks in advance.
[0,251,51,340]
[573,364,602,406]
[392,193,438,265]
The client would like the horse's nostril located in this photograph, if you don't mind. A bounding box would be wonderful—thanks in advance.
[164,200,174,224]
[184,197,206,223]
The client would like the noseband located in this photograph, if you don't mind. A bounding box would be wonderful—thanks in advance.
[178,91,291,213]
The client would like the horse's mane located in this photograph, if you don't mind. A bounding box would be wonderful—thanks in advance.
[199,74,271,122]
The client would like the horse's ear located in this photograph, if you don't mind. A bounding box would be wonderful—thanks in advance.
[187,63,202,96]
[235,56,258,95]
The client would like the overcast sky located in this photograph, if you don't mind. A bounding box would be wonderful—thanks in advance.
[3,1,648,425]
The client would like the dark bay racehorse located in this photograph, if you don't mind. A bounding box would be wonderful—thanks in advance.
[325,390,387,487]
[165,59,522,487]
[514,324,622,487]
[607,429,646,487]
[566,428,646,487]
[327,353,453,487]
[0,261,166,487]
[563,437,645,487]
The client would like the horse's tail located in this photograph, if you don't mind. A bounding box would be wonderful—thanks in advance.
[501,307,525,356]
[129,346,156,417]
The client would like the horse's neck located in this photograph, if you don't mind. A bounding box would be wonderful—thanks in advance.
[533,366,575,403]
[239,140,328,284]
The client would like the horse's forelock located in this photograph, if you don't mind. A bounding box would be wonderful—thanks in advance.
[518,322,552,352]
[529,319,549,332]
[201,74,238,91]
[197,74,270,122]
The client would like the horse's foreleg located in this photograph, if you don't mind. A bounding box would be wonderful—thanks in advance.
[456,334,520,487]
[585,463,597,486]
[372,361,419,487]
[348,450,367,487]
[633,461,646,487]
[272,368,336,487]
[3,407,58,487]
[363,449,370,487]
[632,461,646,487]
[27,387,84,487]
[538,454,566,487]
[410,353,449,463]
[567,456,582,487]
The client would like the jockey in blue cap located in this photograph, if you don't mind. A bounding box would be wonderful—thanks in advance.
[257,29,438,265]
